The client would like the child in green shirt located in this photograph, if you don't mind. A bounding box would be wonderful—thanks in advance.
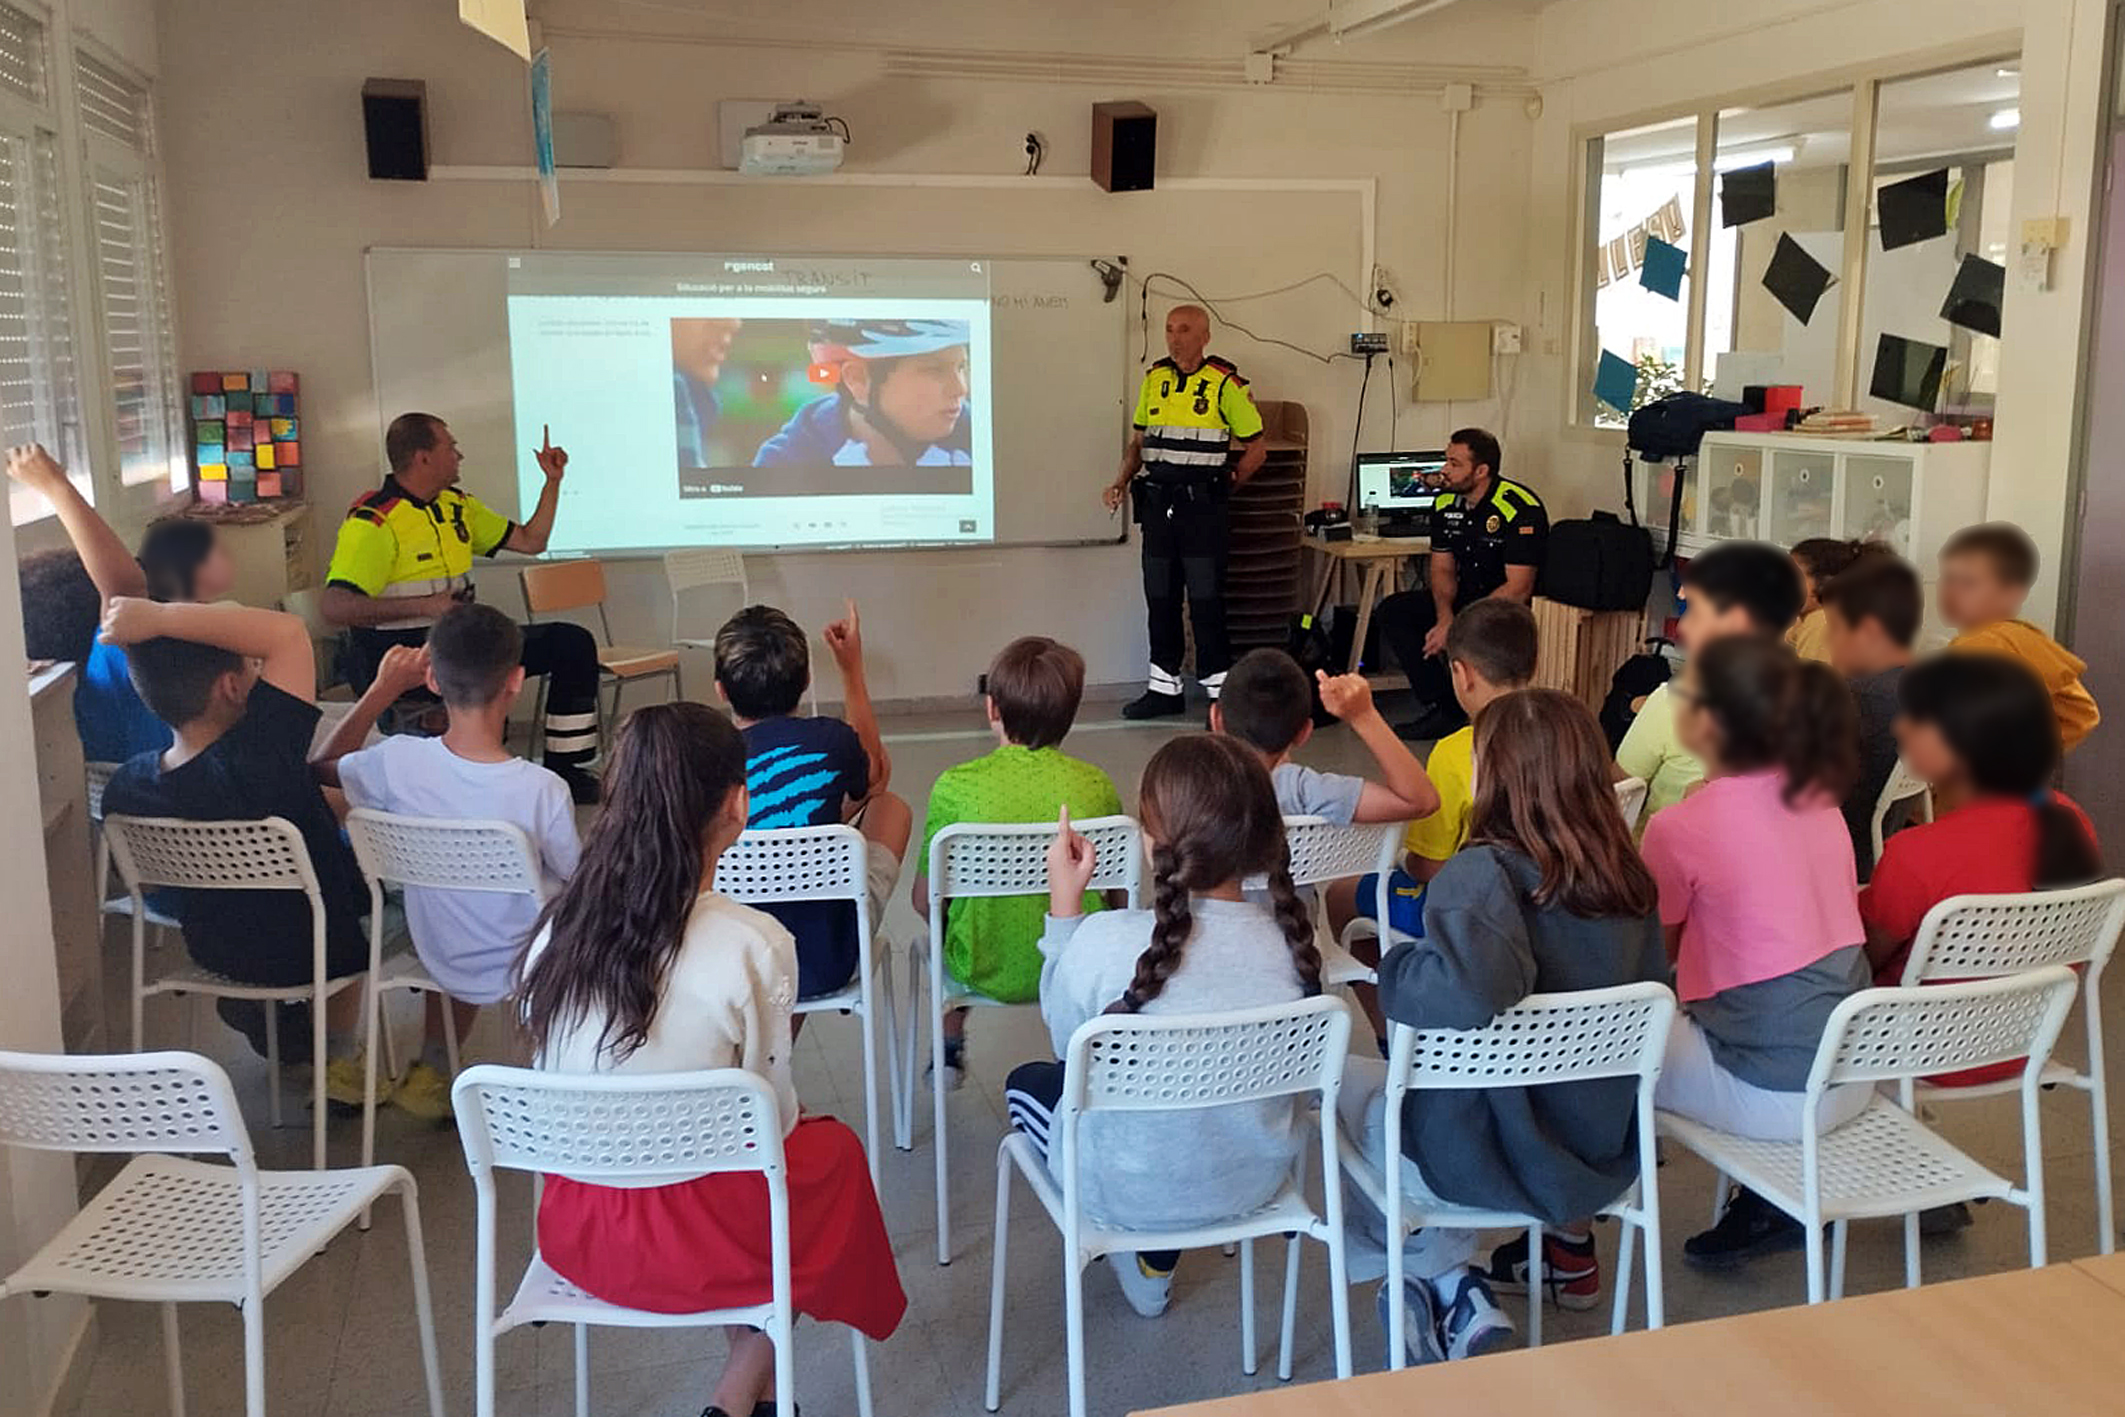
[915,636,1122,1089]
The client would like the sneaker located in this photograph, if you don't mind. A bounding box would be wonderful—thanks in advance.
[1684,1186,1804,1270]
[1121,689,1186,720]
[1394,701,1468,742]
[1435,1269,1516,1361]
[324,1054,387,1110]
[1919,1201,1974,1237]
[1483,1230,1601,1311]
[927,1038,967,1093]
[1105,1251,1175,1317]
[390,1060,454,1122]
[551,763,603,805]
[1375,1276,1446,1367]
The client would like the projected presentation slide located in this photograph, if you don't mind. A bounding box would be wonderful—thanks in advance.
[505,253,995,553]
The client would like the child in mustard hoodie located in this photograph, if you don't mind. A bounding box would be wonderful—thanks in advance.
[1938,523,2099,751]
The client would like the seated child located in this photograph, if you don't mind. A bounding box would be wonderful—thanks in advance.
[1004,735,1320,1320]
[913,635,1122,1089]
[522,703,904,1417]
[1346,689,1666,1363]
[1863,653,2102,991]
[328,603,582,1119]
[1786,538,1882,664]
[1820,555,1922,879]
[1331,598,1538,946]
[1618,541,1804,830]
[1939,522,2099,751]
[1642,636,1871,1269]
[713,600,910,1002]
[99,596,430,1096]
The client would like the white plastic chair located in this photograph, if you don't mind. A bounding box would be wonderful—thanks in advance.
[0,1049,444,1417]
[917,815,1143,1265]
[88,760,182,942]
[1261,816,1401,988]
[453,1064,873,1417]
[344,810,552,1173]
[102,814,361,1170]
[1660,968,2080,1305]
[1897,879,2125,1256]
[1871,757,1935,864]
[1614,775,1650,833]
[666,548,819,715]
[1343,983,1676,1364]
[715,824,900,1187]
[984,998,1354,1417]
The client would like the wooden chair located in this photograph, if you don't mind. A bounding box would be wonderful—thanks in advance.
[519,560,683,753]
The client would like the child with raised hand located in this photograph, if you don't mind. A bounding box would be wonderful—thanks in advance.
[913,635,1123,1090]
[522,703,903,1417]
[327,603,582,1120]
[1213,647,1439,828]
[1346,689,1667,1363]
[713,598,911,1004]
[1003,735,1322,1320]
[1642,636,1870,1270]
[1937,521,2100,751]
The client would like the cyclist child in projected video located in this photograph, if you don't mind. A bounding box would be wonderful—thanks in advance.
[753,319,973,468]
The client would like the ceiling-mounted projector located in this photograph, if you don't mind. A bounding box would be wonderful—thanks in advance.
[740,100,846,175]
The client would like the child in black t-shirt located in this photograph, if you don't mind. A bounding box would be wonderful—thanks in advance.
[100,596,431,1090]
[712,598,910,1002]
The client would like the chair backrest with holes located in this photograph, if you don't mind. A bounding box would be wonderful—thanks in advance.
[715,824,864,906]
[1899,879,2125,985]
[0,1050,252,1163]
[346,810,547,898]
[102,815,320,895]
[1812,969,2079,1092]
[1615,776,1649,832]
[452,1063,784,1186]
[665,548,749,635]
[520,559,608,616]
[1871,757,1935,862]
[85,760,119,822]
[1389,982,1676,1092]
[1272,817,1400,891]
[1065,997,1351,1117]
[930,815,1142,909]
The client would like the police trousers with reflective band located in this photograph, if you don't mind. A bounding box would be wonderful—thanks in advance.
[1135,480,1231,695]
[347,619,603,767]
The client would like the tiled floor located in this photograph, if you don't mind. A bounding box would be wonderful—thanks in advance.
[58,703,2125,1417]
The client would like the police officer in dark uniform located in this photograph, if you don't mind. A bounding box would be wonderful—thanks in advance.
[1377,428,1549,739]
[1103,303,1267,718]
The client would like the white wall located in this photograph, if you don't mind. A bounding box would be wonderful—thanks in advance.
[1517,0,2107,631]
[154,0,1537,702]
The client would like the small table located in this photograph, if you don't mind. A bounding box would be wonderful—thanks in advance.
[1135,1264,2125,1417]
[1301,534,1429,677]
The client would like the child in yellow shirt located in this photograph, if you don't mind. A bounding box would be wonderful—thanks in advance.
[1938,523,2099,751]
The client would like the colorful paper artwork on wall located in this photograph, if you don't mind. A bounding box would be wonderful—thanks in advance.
[190,370,301,503]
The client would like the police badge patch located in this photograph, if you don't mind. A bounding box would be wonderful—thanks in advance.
[1485,515,1501,534]
[1194,396,1210,414]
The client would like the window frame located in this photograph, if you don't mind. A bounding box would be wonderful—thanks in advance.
[1566,39,2023,436]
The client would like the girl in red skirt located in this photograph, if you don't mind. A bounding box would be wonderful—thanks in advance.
[517,702,906,1417]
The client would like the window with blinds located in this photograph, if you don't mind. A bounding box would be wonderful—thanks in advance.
[0,4,85,526]
[77,49,179,494]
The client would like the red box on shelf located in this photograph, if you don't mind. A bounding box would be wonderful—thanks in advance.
[1762,385,1804,415]
[1735,412,1787,432]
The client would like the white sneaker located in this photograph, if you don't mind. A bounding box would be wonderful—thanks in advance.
[1376,1277,1446,1366]
[1434,1268,1515,1361]
[1106,1251,1175,1317]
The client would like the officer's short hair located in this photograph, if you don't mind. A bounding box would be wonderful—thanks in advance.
[429,602,524,708]
[127,637,245,728]
[714,605,810,719]
[1217,648,1314,756]
[987,636,1086,751]
[386,412,446,474]
[1450,427,1502,478]
[1942,522,2040,589]
[1681,541,1805,635]
[1445,599,1538,688]
[1820,555,1923,648]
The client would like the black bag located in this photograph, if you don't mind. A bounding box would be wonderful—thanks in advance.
[1286,611,1340,727]
[1600,641,1677,753]
[1626,391,1751,462]
[1540,511,1654,611]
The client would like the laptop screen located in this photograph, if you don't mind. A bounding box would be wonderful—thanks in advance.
[1354,451,1447,511]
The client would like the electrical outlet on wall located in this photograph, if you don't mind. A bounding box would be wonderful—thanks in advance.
[1492,322,1523,355]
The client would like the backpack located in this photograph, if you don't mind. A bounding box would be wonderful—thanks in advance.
[1600,641,1677,752]
[1539,511,1654,611]
[1626,392,1751,462]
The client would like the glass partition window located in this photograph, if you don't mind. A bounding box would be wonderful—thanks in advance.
[1582,115,1698,426]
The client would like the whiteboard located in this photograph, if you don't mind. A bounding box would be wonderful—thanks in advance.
[364,247,1128,549]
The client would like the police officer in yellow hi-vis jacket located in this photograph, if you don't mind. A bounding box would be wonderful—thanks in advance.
[1103,304,1266,718]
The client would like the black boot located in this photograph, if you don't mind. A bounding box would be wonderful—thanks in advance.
[1683,1186,1804,1270]
[1122,689,1186,720]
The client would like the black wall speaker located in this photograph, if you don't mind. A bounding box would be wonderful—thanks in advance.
[362,78,430,182]
[1092,101,1156,193]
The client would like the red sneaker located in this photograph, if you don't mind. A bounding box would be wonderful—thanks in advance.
[1481,1230,1601,1311]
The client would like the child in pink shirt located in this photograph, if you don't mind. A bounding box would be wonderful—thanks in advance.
[1643,635,1873,1269]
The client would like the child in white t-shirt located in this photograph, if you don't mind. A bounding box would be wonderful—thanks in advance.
[335,603,581,1119]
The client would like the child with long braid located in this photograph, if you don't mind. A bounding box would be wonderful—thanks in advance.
[1003,733,1323,1319]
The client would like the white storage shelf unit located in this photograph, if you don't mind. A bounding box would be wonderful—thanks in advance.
[1636,432,1992,567]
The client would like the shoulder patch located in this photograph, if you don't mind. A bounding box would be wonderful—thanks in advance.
[347,503,391,527]
[1148,357,1179,375]
[1433,492,1458,510]
[1495,478,1542,507]
[1204,355,1247,384]
[347,486,402,519]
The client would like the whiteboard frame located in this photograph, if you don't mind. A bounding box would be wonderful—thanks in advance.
[363,245,1132,557]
